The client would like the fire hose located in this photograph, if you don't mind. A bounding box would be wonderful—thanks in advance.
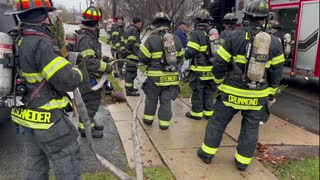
[69,54,143,180]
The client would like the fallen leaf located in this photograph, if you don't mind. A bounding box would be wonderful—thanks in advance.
[240,173,246,178]
[183,171,190,176]
[200,176,206,179]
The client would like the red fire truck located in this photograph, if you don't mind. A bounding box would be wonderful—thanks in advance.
[269,0,320,79]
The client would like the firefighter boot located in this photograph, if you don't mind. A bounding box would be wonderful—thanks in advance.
[143,119,153,126]
[159,124,169,130]
[185,112,202,120]
[197,148,213,164]
[126,89,140,96]
[234,158,248,171]
[94,124,104,131]
[78,128,104,138]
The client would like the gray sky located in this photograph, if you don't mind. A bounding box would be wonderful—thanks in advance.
[53,0,89,11]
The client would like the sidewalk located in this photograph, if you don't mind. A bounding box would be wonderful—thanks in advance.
[107,81,318,180]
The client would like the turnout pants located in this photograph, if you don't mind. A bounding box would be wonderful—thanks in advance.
[79,89,102,129]
[142,79,180,128]
[190,77,215,118]
[125,60,138,91]
[201,98,270,167]
[23,115,80,180]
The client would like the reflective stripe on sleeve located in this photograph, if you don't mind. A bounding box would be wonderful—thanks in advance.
[177,49,185,57]
[234,55,247,64]
[125,82,134,88]
[98,61,107,72]
[213,75,224,84]
[128,36,137,41]
[235,151,252,165]
[199,45,208,52]
[42,56,70,81]
[21,71,44,83]
[81,49,95,58]
[38,96,71,110]
[201,143,218,155]
[271,54,285,65]
[72,68,83,82]
[217,46,232,62]
[151,52,163,59]
[140,45,151,58]
[190,65,213,72]
[187,41,200,50]
[112,31,120,36]
[126,54,139,60]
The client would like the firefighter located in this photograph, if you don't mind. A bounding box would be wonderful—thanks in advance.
[76,6,113,138]
[220,13,238,44]
[270,20,284,43]
[197,0,285,171]
[111,15,126,77]
[123,17,143,96]
[185,9,216,120]
[138,12,184,130]
[6,0,83,179]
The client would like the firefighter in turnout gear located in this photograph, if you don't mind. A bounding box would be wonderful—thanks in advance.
[138,12,184,130]
[76,6,113,138]
[123,17,143,96]
[185,9,216,120]
[6,0,82,179]
[111,15,126,77]
[220,13,238,44]
[197,0,285,171]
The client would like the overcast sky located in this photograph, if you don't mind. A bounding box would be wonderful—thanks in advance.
[53,0,89,11]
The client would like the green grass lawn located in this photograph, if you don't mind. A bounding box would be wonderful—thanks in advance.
[51,165,174,180]
[268,157,319,180]
[178,82,192,98]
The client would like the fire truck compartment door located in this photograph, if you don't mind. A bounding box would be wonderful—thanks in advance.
[296,1,319,73]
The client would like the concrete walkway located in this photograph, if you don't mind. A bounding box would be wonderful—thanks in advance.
[106,78,319,179]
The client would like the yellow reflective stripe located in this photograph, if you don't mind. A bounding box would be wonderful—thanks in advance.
[213,75,224,84]
[200,77,214,80]
[11,116,54,130]
[190,65,213,72]
[42,56,69,81]
[21,71,44,83]
[81,49,95,58]
[143,114,154,121]
[134,42,140,47]
[201,143,218,155]
[146,71,179,77]
[127,54,139,60]
[128,36,137,41]
[38,96,71,110]
[235,151,252,165]
[245,32,250,40]
[217,46,232,62]
[234,55,247,64]
[159,120,170,127]
[98,61,107,72]
[72,68,83,82]
[155,81,180,86]
[140,45,151,58]
[218,84,278,98]
[78,122,95,129]
[199,45,208,52]
[151,51,163,59]
[18,37,23,46]
[203,110,214,116]
[124,40,128,43]
[271,54,285,65]
[114,42,121,47]
[112,31,120,36]
[191,111,203,117]
[177,49,185,57]
[265,61,271,68]
[125,82,134,87]
[187,41,200,50]
[223,101,263,110]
